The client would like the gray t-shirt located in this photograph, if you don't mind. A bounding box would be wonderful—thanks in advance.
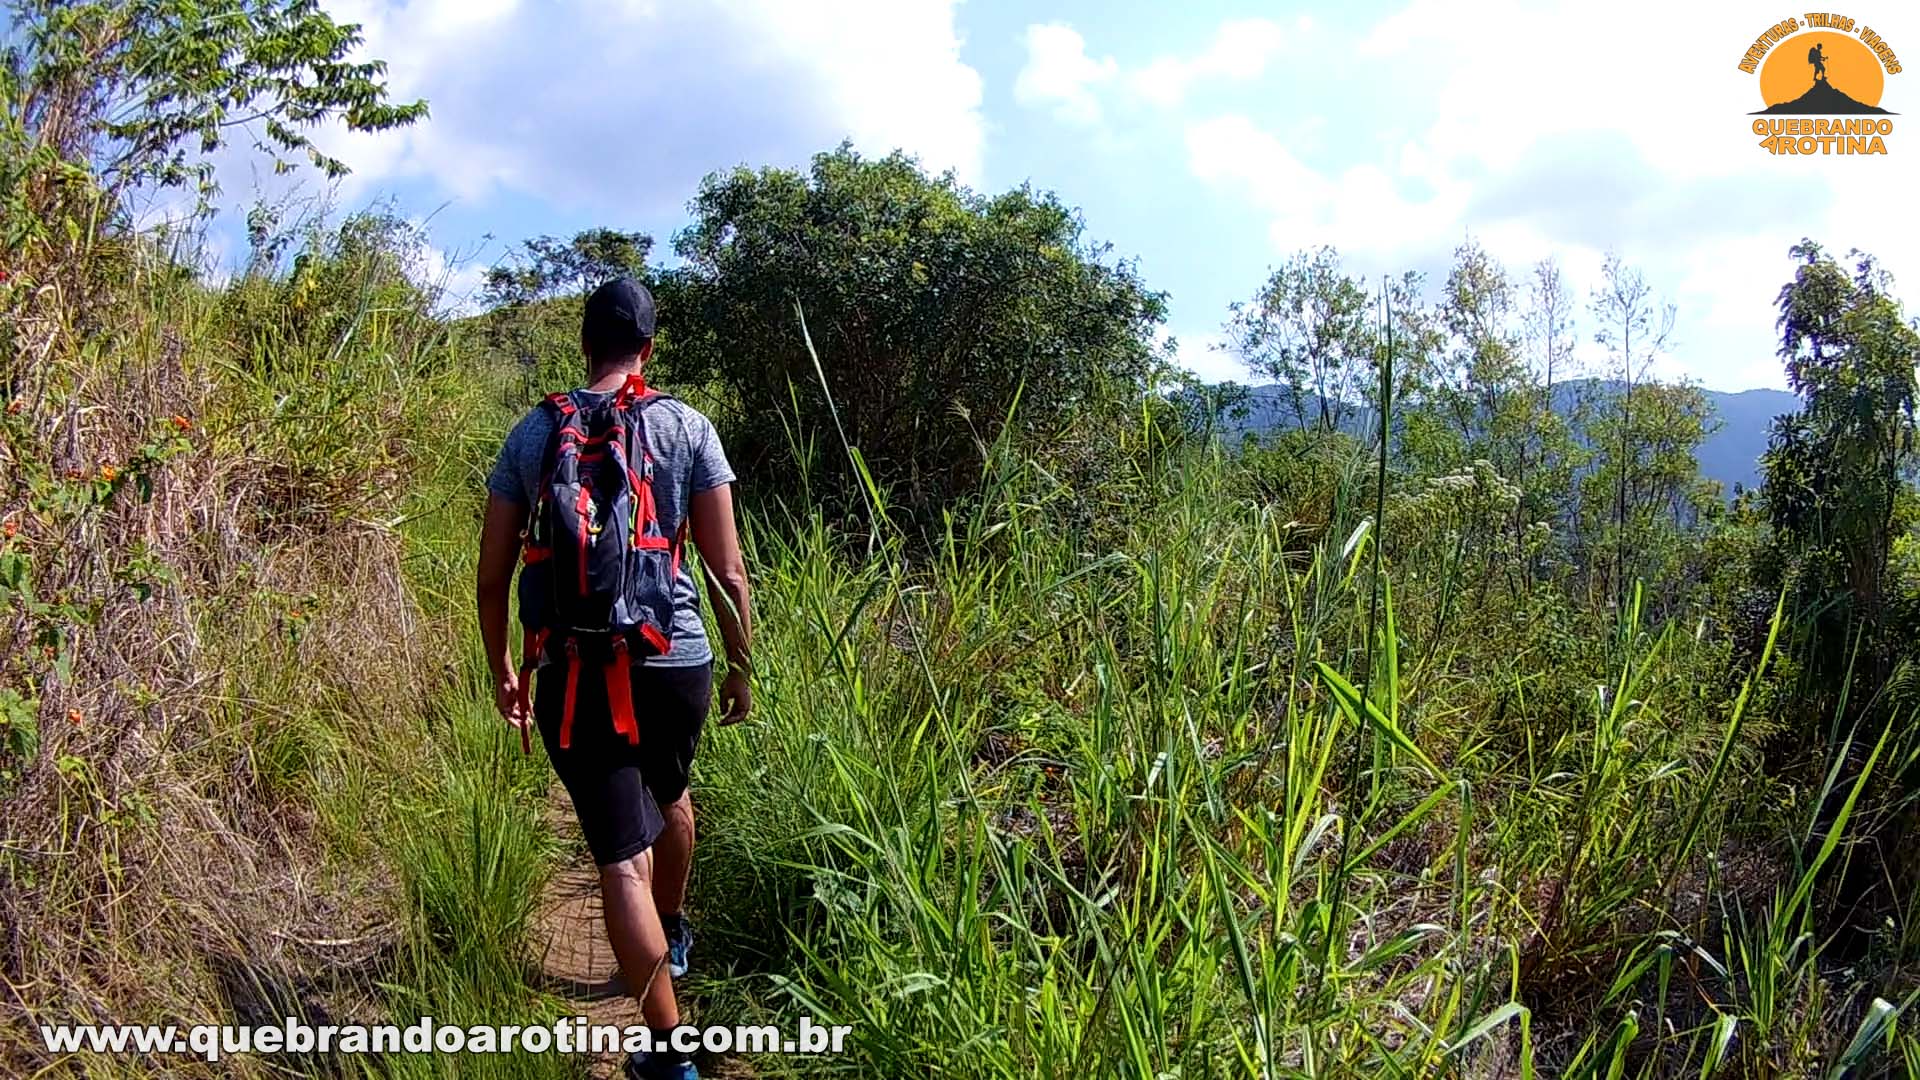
[487,390,735,667]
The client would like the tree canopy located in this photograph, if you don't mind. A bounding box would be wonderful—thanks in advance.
[2,0,425,273]
[1762,240,1920,680]
[1224,245,1372,436]
[664,144,1168,511]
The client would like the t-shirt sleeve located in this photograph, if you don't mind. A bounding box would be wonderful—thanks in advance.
[689,413,736,493]
[486,411,543,505]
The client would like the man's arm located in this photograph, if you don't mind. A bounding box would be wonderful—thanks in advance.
[477,492,527,722]
[689,482,753,723]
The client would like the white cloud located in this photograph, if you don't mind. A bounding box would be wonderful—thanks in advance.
[1016,16,1302,124]
[1013,24,1119,126]
[314,0,984,213]
[1181,0,1920,389]
[1162,328,1244,383]
[1185,115,1472,260]
[1129,18,1293,108]
[412,230,493,317]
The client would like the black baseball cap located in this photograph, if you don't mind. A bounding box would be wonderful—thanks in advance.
[582,277,657,354]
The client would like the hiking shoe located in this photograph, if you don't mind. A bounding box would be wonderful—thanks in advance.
[624,1051,697,1080]
[663,912,694,978]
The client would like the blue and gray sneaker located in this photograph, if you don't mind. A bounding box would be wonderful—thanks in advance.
[663,913,694,979]
[624,1051,697,1080]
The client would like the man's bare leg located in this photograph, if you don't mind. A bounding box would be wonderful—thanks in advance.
[601,851,679,1026]
[652,790,695,917]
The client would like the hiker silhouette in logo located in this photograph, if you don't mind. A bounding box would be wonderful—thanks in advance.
[477,277,756,1080]
[1810,42,1828,82]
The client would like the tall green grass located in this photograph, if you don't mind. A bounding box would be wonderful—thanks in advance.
[13,215,1913,1080]
[669,339,1919,1077]
[337,288,1920,1078]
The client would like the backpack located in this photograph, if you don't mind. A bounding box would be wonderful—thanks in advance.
[513,374,684,752]
[1809,45,1820,63]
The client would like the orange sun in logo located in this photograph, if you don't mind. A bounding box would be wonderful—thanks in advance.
[1759,31,1884,108]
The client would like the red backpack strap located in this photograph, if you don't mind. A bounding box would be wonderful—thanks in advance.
[513,627,549,755]
[613,373,648,409]
[614,373,674,413]
[640,623,671,655]
[605,636,639,747]
[558,638,582,750]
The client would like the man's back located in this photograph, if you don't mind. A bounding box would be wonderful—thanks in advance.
[486,388,735,666]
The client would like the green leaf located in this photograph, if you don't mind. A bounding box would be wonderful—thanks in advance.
[1313,661,1444,782]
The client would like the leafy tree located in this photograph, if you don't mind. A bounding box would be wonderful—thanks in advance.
[1525,257,1579,396]
[1587,253,1676,612]
[1761,240,1920,679]
[1405,243,1580,595]
[482,228,653,308]
[1379,272,1459,472]
[667,144,1167,512]
[1225,246,1372,435]
[479,228,655,392]
[1376,269,1445,416]
[1,0,427,239]
[1516,257,1584,577]
[1576,380,1721,615]
[1433,238,1526,472]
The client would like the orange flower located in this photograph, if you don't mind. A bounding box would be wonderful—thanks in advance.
[5,399,20,416]
[98,464,118,483]
[2,520,15,539]
[287,609,304,620]
[67,708,83,726]
[170,415,192,432]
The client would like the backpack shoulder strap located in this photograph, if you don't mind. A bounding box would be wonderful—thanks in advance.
[612,373,678,411]
[613,380,674,454]
[532,394,583,488]
[621,391,677,460]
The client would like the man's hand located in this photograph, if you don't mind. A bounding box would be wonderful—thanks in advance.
[717,668,751,726]
[495,671,528,728]
[477,493,529,740]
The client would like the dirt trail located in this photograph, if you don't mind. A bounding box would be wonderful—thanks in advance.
[530,788,757,1080]
[532,788,641,1079]
[533,861,642,1079]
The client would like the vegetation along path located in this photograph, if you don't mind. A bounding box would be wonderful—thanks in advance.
[3,0,1920,1076]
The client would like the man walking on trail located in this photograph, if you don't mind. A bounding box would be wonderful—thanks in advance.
[476,278,754,1080]
[1810,42,1829,81]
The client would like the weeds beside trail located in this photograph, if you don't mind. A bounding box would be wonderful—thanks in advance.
[0,218,560,1078]
[681,435,1918,1078]
[5,1,1919,1068]
[5,212,1919,1077]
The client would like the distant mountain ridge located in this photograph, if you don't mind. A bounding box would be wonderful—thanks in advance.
[1201,379,1800,496]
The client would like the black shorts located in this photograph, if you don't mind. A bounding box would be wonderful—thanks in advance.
[534,659,713,866]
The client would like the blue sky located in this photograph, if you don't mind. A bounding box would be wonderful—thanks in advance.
[193,0,1918,391]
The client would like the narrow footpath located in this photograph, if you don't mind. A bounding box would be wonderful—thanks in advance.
[528,789,758,1079]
